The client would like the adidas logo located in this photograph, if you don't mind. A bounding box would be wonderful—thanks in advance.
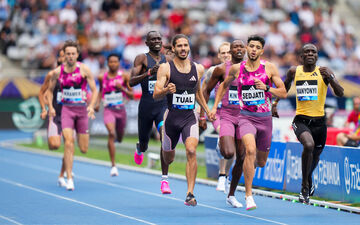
[311,72,318,76]
[183,91,188,95]
[249,86,256,91]
[303,81,309,86]
[189,76,196,81]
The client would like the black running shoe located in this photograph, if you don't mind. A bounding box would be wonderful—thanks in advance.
[299,188,310,204]
[184,192,197,206]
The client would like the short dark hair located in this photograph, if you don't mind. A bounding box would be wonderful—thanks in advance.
[247,35,265,48]
[171,34,189,47]
[62,39,80,53]
[146,31,161,41]
[107,53,120,61]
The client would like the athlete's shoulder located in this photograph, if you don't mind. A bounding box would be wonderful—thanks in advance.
[134,53,147,62]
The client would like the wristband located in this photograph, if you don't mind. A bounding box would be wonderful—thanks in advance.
[147,69,151,76]
[199,116,206,121]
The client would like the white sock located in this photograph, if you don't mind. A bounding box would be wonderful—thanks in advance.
[162,175,168,181]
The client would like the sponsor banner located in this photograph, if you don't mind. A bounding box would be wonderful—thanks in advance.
[285,143,360,203]
[238,142,287,190]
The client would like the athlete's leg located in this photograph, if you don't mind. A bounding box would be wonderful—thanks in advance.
[158,126,169,176]
[298,131,314,191]
[63,128,75,180]
[184,137,198,195]
[242,133,257,197]
[48,116,61,150]
[105,122,116,167]
[228,139,245,197]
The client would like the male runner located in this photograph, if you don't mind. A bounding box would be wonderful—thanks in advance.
[272,43,344,204]
[48,40,98,191]
[129,31,172,194]
[199,42,233,192]
[95,54,133,176]
[200,41,245,197]
[154,34,214,206]
[38,49,69,187]
[210,35,287,210]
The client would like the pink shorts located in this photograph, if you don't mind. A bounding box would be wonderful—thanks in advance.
[212,109,221,132]
[48,116,62,137]
[219,107,241,139]
[61,105,88,134]
[238,112,272,152]
[103,107,126,131]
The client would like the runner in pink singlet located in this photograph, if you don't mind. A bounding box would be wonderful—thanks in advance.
[201,41,246,200]
[210,35,287,210]
[48,40,98,191]
[96,54,133,177]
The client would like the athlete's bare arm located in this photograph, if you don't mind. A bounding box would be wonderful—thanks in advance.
[82,64,98,119]
[130,54,150,87]
[195,64,213,121]
[319,66,344,97]
[47,67,61,117]
[259,62,287,98]
[95,75,103,112]
[153,62,175,100]
[209,64,239,120]
[121,72,134,99]
[272,66,296,118]
[39,72,52,119]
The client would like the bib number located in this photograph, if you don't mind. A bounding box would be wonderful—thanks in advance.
[296,80,318,101]
[172,90,195,110]
[104,91,123,107]
[242,85,265,106]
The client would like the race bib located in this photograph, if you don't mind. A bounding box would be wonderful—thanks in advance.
[296,80,318,101]
[148,80,156,94]
[228,85,239,105]
[172,90,195,110]
[104,91,123,107]
[62,87,83,103]
[241,85,265,106]
[56,91,62,104]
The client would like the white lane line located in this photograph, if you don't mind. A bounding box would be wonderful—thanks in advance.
[0,157,287,225]
[0,178,156,225]
[0,215,24,225]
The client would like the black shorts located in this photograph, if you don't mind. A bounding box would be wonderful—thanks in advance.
[344,139,359,147]
[292,115,327,149]
[138,100,167,148]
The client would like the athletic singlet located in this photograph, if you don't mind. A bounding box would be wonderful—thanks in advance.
[238,60,272,113]
[221,61,240,109]
[140,53,167,104]
[52,80,62,116]
[102,70,125,108]
[294,66,327,117]
[167,61,198,110]
[59,62,87,105]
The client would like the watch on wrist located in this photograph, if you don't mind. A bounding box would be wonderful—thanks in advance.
[265,85,270,92]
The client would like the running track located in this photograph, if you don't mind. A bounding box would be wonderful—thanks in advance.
[0,131,358,225]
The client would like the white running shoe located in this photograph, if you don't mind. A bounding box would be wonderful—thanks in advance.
[57,177,67,187]
[66,179,74,191]
[226,196,243,208]
[216,176,226,191]
[245,196,257,210]
[224,176,230,195]
[110,167,119,177]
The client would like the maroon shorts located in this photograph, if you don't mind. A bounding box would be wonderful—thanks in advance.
[61,105,88,134]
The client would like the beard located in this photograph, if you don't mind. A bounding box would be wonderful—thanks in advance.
[248,54,259,61]
[175,50,189,60]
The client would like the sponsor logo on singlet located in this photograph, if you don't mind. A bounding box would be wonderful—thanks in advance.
[241,85,265,106]
[229,85,239,105]
[296,80,318,101]
[104,91,123,107]
[172,90,195,109]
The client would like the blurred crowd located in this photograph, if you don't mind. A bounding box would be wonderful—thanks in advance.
[1,0,360,78]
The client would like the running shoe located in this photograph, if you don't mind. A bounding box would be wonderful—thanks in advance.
[226,196,243,208]
[224,176,230,195]
[67,178,74,191]
[216,176,226,191]
[184,192,197,206]
[110,166,119,177]
[160,180,172,194]
[299,188,310,204]
[134,150,144,165]
[245,196,257,210]
[309,183,315,196]
[57,177,67,187]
